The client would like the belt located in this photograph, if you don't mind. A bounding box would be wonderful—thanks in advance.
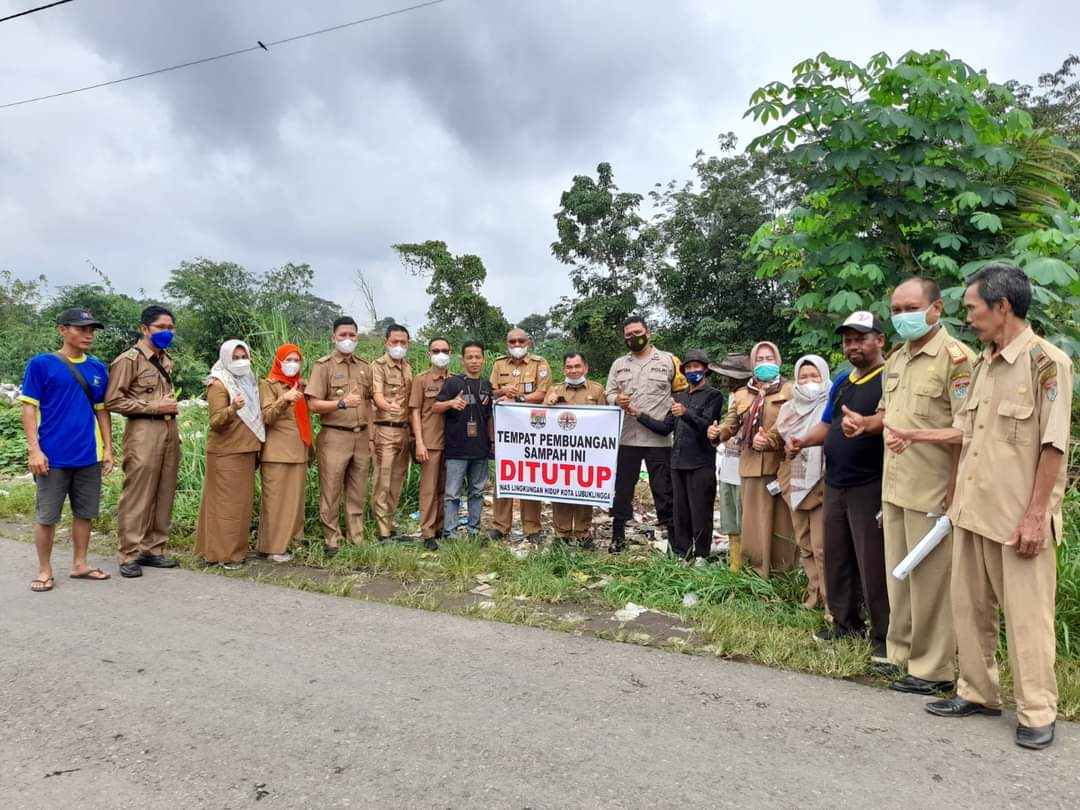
[128,413,173,422]
[322,423,367,433]
[374,420,408,428]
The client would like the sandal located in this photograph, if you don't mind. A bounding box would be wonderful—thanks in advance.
[30,576,55,593]
[70,568,111,581]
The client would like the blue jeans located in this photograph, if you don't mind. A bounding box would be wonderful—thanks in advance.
[443,458,488,534]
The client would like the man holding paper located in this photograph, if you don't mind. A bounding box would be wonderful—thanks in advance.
[879,278,975,697]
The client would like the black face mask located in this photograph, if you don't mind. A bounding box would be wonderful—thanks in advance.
[625,334,648,352]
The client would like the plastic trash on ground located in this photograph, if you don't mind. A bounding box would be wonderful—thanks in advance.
[613,602,649,622]
[682,593,699,607]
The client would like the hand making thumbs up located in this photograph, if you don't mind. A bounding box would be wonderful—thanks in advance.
[840,405,866,438]
[707,419,722,444]
[751,426,770,451]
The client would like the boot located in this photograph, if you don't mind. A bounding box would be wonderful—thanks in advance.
[728,533,742,572]
[610,521,626,554]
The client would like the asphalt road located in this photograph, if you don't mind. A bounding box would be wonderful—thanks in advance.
[2,538,1077,809]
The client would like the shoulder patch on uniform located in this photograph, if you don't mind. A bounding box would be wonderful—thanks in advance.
[124,347,139,359]
[1030,344,1056,388]
[946,343,967,365]
[315,354,332,363]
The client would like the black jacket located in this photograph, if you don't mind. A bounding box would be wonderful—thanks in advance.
[636,384,724,469]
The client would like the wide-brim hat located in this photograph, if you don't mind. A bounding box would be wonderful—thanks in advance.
[707,352,752,379]
[680,349,711,370]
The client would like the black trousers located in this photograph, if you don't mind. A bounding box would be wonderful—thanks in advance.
[612,444,673,530]
[671,465,716,559]
[823,480,890,643]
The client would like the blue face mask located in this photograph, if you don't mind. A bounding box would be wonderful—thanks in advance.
[891,310,933,341]
[150,330,174,350]
[754,362,780,382]
[685,370,706,385]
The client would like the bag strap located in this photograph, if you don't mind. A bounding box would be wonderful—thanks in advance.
[146,352,173,386]
[52,352,96,407]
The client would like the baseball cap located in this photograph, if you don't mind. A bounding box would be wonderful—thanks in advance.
[835,311,884,335]
[707,352,753,380]
[56,308,104,329]
[680,349,711,369]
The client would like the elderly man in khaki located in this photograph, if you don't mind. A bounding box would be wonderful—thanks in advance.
[409,337,452,550]
[887,264,1071,751]
[305,317,372,555]
[488,327,551,543]
[371,324,414,542]
[105,305,182,578]
[545,351,607,547]
[880,277,975,697]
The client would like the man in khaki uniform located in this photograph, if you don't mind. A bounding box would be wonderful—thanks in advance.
[488,327,551,542]
[887,264,1071,750]
[105,305,181,578]
[305,316,372,554]
[371,324,413,542]
[409,337,452,550]
[879,277,975,696]
[545,351,607,547]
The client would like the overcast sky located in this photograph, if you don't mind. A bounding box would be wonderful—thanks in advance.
[1,0,1075,329]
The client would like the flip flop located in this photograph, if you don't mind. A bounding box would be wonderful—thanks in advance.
[70,568,111,581]
[30,576,55,593]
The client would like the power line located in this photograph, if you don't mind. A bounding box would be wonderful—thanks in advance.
[0,0,446,110]
[0,0,75,25]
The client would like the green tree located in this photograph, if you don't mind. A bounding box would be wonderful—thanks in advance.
[257,262,343,336]
[1008,54,1080,199]
[517,313,551,341]
[746,50,1079,356]
[393,240,510,346]
[44,282,145,363]
[0,270,50,383]
[162,258,258,363]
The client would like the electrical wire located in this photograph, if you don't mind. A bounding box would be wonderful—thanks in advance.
[0,0,446,110]
[0,0,75,25]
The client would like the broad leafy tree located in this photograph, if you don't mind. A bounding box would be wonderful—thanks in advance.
[163,258,259,363]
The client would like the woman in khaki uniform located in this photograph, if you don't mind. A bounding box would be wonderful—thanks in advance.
[708,341,795,577]
[195,340,264,567]
[257,343,312,562]
[775,354,831,612]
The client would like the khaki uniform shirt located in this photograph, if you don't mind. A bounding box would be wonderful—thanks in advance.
[880,327,976,513]
[371,354,412,423]
[949,327,1072,546]
[605,348,688,447]
[546,380,606,406]
[718,383,791,478]
[105,344,176,415]
[489,354,552,400]
[206,381,263,454]
[259,378,308,464]
[306,352,372,430]
[408,368,449,450]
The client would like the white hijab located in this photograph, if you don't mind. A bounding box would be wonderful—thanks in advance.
[775,354,830,508]
[207,339,265,442]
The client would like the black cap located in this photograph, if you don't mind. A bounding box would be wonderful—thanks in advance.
[707,352,752,380]
[680,349,711,370]
[56,308,104,329]
[834,310,884,335]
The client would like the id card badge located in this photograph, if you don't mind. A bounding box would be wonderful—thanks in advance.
[466,419,479,438]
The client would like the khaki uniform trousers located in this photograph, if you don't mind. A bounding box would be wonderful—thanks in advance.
[883,503,956,682]
[792,504,827,612]
[552,504,593,539]
[493,496,542,536]
[317,426,371,545]
[418,449,446,540]
[257,461,307,555]
[372,425,411,538]
[740,476,796,578]
[117,419,181,564]
[952,527,1058,727]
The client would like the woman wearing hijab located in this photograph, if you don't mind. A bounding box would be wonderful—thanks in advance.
[775,355,831,612]
[707,341,795,578]
[257,344,312,562]
[195,339,265,567]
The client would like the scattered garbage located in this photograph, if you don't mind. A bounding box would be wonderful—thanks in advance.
[586,576,611,590]
[478,600,496,610]
[475,572,498,584]
[613,602,649,622]
[409,511,421,521]
[682,593,699,607]
[511,546,529,559]
[469,584,495,597]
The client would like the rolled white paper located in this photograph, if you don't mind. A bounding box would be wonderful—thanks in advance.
[891,515,952,581]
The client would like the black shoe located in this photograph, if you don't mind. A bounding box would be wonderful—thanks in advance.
[135,554,179,569]
[523,532,544,544]
[423,538,439,551]
[1016,722,1055,750]
[323,544,340,558]
[579,537,595,551]
[890,675,955,696]
[870,640,890,665]
[119,562,143,578]
[610,521,626,554]
[486,529,505,542]
[925,696,1002,718]
[812,626,857,643]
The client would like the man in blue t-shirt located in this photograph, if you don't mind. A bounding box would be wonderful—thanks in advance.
[20,308,114,592]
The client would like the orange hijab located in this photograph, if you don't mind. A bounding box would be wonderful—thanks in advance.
[267,343,313,447]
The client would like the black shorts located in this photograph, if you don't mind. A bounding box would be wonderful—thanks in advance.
[34,464,103,525]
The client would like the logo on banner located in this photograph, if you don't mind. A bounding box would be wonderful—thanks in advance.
[557,411,578,431]
[530,409,547,429]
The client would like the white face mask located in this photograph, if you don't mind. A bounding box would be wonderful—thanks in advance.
[508,346,527,360]
[565,375,586,386]
[228,358,251,376]
[280,361,301,377]
[336,338,357,355]
[800,381,824,397]
[430,352,451,368]
[387,345,408,361]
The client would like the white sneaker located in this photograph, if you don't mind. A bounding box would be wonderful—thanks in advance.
[269,553,293,563]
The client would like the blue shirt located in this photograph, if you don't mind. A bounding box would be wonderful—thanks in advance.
[20,353,109,468]
[820,371,850,423]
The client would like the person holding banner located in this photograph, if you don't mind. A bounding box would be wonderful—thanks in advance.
[544,351,607,547]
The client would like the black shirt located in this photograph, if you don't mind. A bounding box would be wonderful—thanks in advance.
[437,374,493,460]
[635,384,725,470]
[823,367,884,488]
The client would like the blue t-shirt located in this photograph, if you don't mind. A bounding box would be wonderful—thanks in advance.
[820,371,850,424]
[20,353,109,468]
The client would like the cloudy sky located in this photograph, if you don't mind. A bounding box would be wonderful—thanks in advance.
[1,0,1075,329]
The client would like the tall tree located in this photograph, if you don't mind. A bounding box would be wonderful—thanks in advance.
[163,258,258,363]
[257,262,343,335]
[1008,54,1080,199]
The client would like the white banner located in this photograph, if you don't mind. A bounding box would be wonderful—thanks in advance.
[494,402,623,507]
